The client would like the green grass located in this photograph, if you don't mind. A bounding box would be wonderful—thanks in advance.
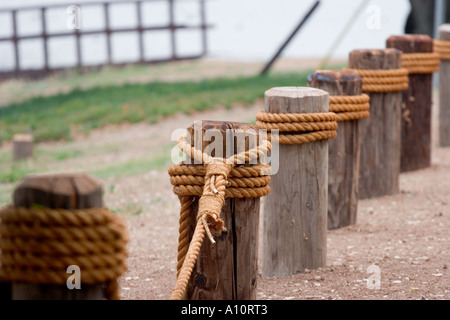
[91,145,173,180]
[0,71,311,144]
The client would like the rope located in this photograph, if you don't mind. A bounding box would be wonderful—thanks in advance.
[329,94,370,121]
[434,39,450,61]
[346,68,409,92]
[0,206,129,300]
[169,134,271,300]
[256,111,337,145]
[401,52,440,74]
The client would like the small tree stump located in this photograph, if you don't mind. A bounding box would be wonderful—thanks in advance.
[348,49,402,199]
[386,34,434,172]
[308,69,362,229]
[9,173,106,300]
[13,134,33,161]
[262,87,329,278]
[438,24,450,147]
[184,120,261,300]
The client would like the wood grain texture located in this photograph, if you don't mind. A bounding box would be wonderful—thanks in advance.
[10,173,105,300]
[185,121,260,300]
[439,25,450,147]
[386,35,433,172]
[349,49,402,199]
[262,87,328,278]
[307,69,362,230]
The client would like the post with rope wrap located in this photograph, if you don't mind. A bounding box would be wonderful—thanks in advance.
[257,87,336,278]
[169,121,271,300]
[435,24,450,147]
[386,34,440,172]
[348,49,405,200]
[0,173,129,300]
[307,69,369,230]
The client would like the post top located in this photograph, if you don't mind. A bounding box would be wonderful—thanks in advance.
[265,86,328,99]
[349,48,402,57]
[387,34,432,43]
[188,120,259,133]
[307,69,362,82]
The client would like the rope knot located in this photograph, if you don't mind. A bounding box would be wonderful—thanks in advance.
[197,161,233,243]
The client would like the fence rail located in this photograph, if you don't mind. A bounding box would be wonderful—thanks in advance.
[0,0,211,81]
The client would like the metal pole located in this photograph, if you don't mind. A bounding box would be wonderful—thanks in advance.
[433,0,446,87]
[434,0,446,38]
[259,0,321,76]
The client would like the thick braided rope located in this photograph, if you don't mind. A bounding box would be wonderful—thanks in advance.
[347,68,409,92]
[256,111,337,145]
[434,39,450,61]
[169,134,271,300]
[329,94,370,121]
[401,52,440,74]
[0,206,129,300]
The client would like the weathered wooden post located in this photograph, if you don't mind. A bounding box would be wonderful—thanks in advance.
[386,35,439,172]
[348,49,405,199]
[308,69,368,229]
[170,120,269,299]
[258,87,333,277]
[13,134,33,161]
[0,173,128,300]
[435,25,450,147]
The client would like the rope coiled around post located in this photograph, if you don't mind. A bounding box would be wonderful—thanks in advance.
[329,94,370,121]
[0,206,129,300]
[346,68,409,92]
[401,52,440,74]
[168,133,271,300]
[434,39,450,61]
[256,111,338,144]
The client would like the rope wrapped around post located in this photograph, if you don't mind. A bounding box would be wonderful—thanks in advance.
[0,206,129,300]
[168,133,271,300]
[344,68,409,92]
[329,94,370,121]
[401,52,440,74]
[255,111,338,145]
[434,39,450,61]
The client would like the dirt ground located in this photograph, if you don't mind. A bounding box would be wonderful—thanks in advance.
[101,93,448,301]
[1,59,448,301]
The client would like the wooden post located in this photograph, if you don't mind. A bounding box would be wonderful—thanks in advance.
[386,35,434,172]
[438,25,450,147]
[8,173,106,300]
[13,134,33,161]
[185,120,261,300]
[307,70,362,229]
[348,49,402,199]
[262,87,328,278]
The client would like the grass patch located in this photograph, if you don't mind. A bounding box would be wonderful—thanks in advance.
[0,71,311,144]
[90,144,173,180]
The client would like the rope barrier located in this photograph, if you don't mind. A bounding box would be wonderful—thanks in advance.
[329,94,370,121]
[0,206,129,300]
[434,39,450,61]
[401,52,440,74]
[256,111,337,145]
[346,68,409,92]
[168,133,271,300]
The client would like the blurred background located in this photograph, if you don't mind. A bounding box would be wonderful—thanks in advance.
[0,0,413,72]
